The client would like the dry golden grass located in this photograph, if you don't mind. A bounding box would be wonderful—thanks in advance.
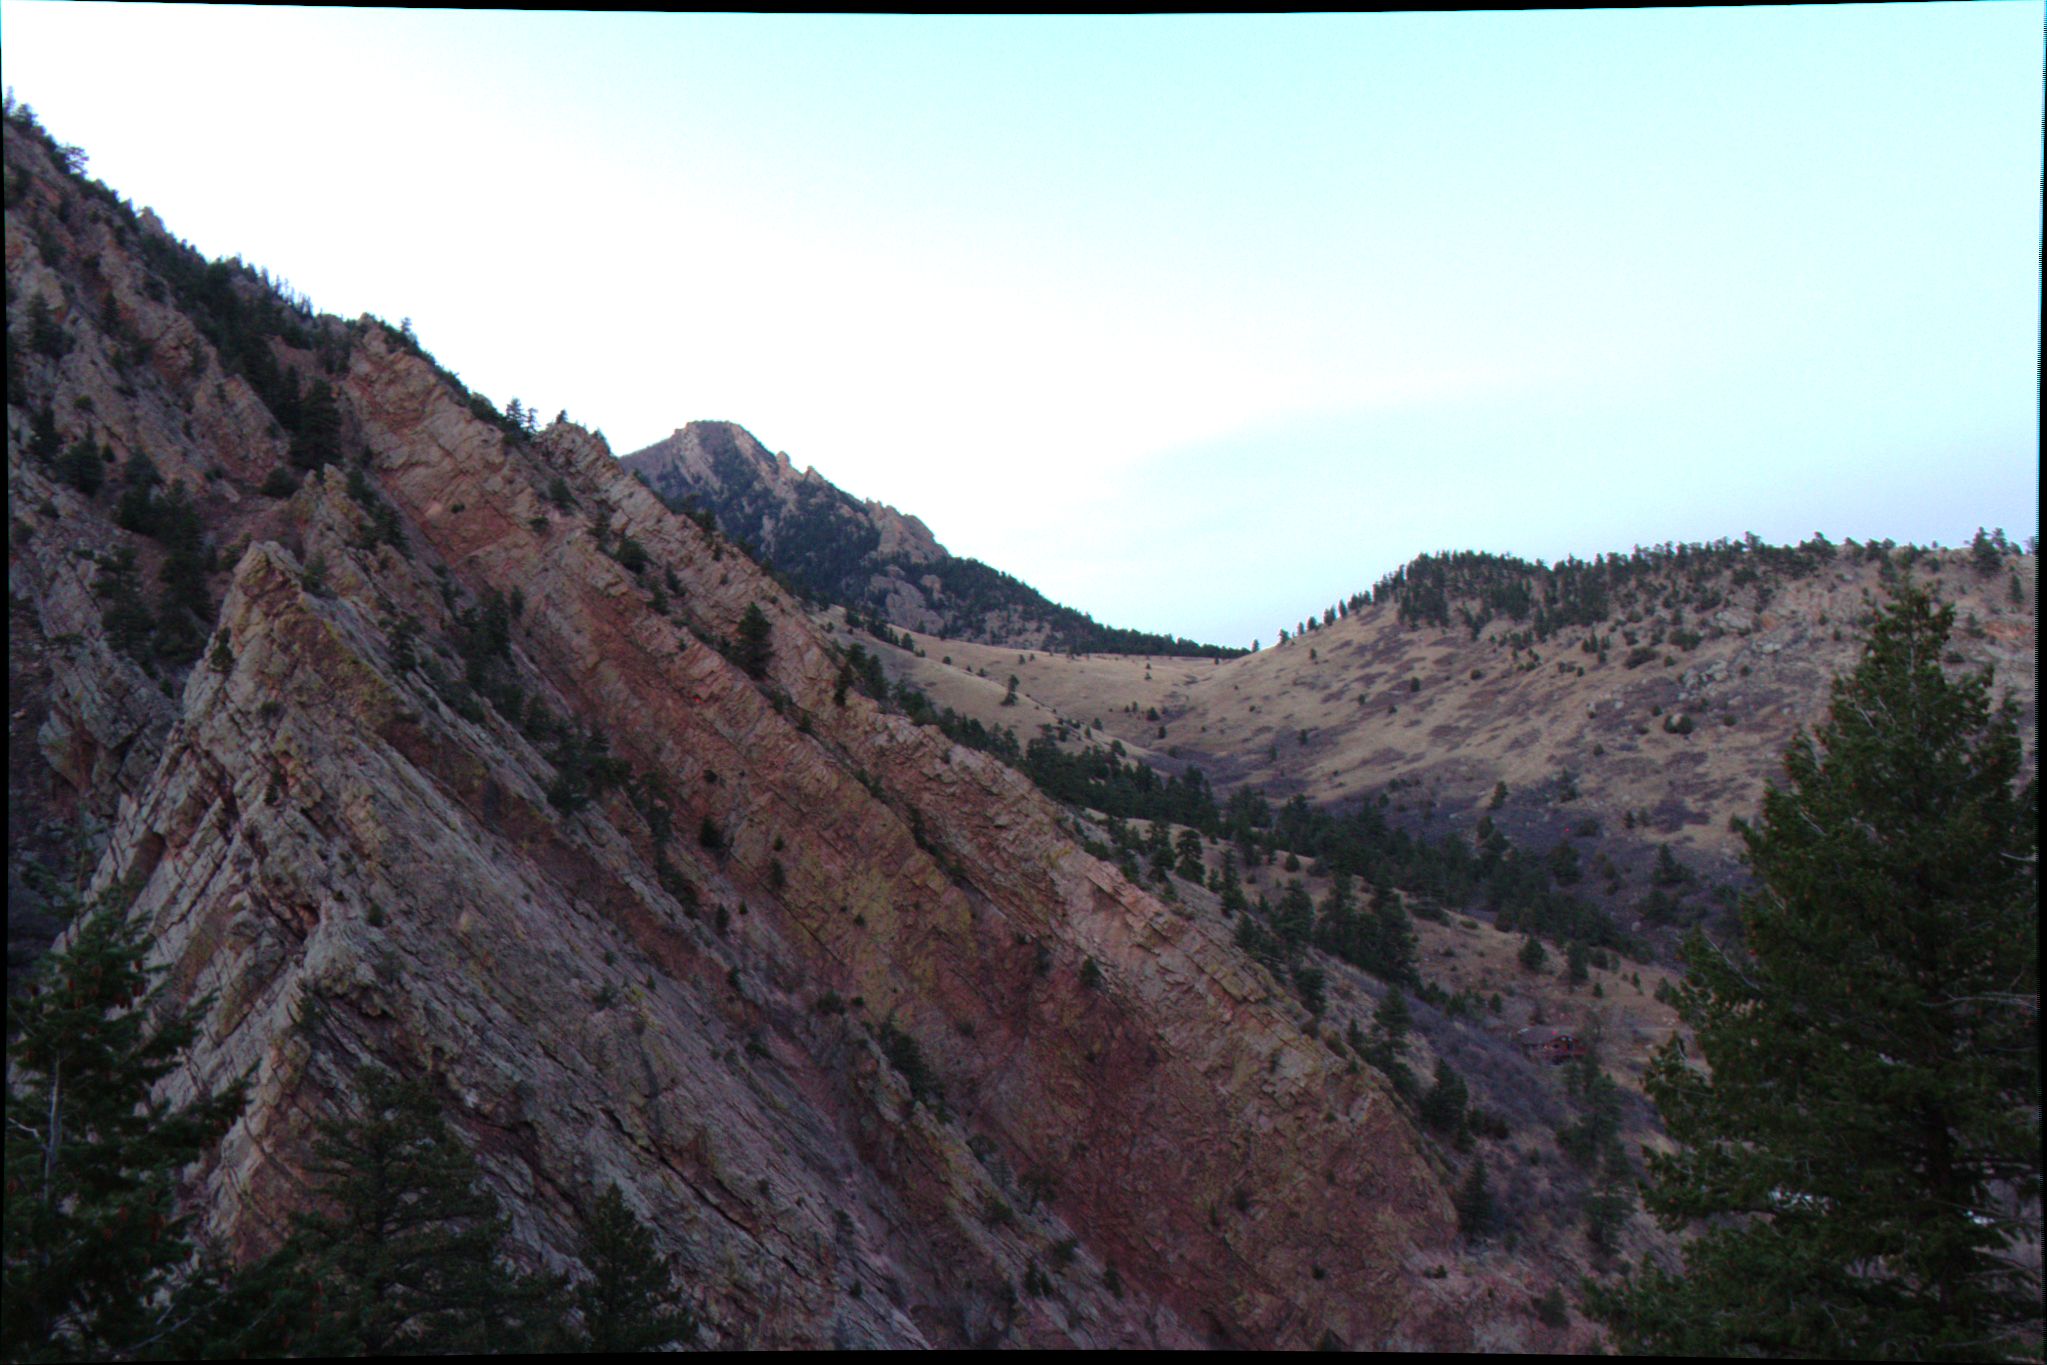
[860,551,2034,886]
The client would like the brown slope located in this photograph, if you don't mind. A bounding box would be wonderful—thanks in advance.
[5,113,1493,1349]
[876,549,2036,924]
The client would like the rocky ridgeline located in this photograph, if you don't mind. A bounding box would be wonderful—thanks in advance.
[623,422,1241,660]
[5,113,1594,1348]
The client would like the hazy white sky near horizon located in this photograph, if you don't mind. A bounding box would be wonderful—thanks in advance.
[3,5,2038,647]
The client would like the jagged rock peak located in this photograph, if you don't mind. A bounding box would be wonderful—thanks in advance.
[632,421,942,559]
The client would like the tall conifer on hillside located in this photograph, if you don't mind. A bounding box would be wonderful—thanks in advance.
[571,1184,697,1352]
[257,1067,569,1355]
[1585,582,2040,1359]
[2,884,247,1361]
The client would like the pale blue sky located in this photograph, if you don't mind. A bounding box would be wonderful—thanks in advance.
[3,5,2038,646]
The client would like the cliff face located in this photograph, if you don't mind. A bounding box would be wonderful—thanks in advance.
[3,115,1528,1349]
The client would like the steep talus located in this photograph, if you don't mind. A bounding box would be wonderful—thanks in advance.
[6,114,1485,1348]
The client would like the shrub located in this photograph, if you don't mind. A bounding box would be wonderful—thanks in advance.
[734,604,773,679]
[876,1019,941,1107]
[1420,1060,1469,1134]
[57,438,104,494]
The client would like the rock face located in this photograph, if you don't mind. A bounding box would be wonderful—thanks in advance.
[622,423,1235,657]
[4,114,1510,1348]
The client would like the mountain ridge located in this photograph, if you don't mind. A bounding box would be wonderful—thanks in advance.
[4,106,1530,1350]
[622,421,1242,659]
[7,98,2034,1355]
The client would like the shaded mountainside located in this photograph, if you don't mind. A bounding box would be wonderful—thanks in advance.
[622,422,1240,659]
[0,107,1610,1351]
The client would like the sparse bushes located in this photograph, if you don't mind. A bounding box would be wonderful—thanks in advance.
[545,723,629,813]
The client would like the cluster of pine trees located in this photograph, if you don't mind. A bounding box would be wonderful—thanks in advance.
[3,890,696,1360]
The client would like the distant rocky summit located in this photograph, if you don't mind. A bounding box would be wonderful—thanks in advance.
[623,422,1239,657]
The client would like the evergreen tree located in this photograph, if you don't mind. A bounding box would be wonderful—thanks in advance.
[1419,1059,1469,1135]
[1456,1157,1499,1241]
[734,603,773,679]
[1272,880,1315,951]
[1367,897,1420,987]
[1649,844,1687,887]
[3,883,248,1361]
[263,1066,568,1355]
[569,1185,696,1352]
[1368,985,1412,1060]
[1584,1143,1636,1258]
[1566,939,1590,989]
[287,378,343,473]
[1585,582,2040,1359]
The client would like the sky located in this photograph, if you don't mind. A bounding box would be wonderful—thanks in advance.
[2,5,2039,648]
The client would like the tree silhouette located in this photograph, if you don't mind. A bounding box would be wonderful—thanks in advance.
[735,604,774,679]
[1585,582,2040,1359]
[570,1185,696,1352]
[257,1067,569,1355]
[3,883,247,1360]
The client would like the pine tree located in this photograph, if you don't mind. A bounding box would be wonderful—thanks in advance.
[1272,879,1315,951]
[1566,938,1590,989]
[1584,1143,1636,1258]
[1360,987,1417,1097]
[570,1184,696,1352]
[263,1066,568,1355]
[1419,1059,1469,1135]
[1584,582,2040,1359]
[1456,1157,1499,1241]
[734,603,774,679]
[2,882,248,1361]
[287,378,342,473]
